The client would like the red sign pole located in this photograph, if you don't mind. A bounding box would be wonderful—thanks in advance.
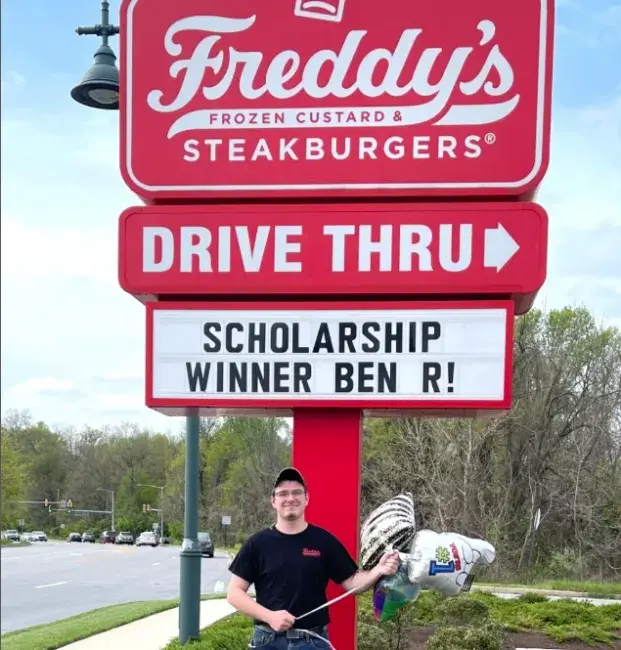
[292,409,363,650]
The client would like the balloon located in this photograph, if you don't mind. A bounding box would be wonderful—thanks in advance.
[405,530,496,596]
[372,562,422,622]
[360,495,498,627]
[360,493,416,571]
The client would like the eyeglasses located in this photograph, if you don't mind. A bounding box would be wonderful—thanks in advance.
[274,489,306,499]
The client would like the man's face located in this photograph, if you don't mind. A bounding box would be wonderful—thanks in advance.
[271,480,308,521]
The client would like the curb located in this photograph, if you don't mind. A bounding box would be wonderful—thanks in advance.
[473,585,621,600]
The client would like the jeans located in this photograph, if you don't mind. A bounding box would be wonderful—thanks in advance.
[249,624,331,649]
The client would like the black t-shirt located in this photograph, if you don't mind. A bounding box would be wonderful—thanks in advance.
[228,523,358,629]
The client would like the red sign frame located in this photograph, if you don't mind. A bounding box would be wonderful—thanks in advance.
[146,300,514,415]
[119,0,554,201]
[119,203,547,310]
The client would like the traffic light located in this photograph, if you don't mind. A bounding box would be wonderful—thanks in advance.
[44,498,49,507]
[146,504,151,511]
[67,499,73,514]
[48,505,52,513]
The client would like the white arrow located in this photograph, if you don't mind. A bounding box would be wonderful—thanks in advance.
[484,223,519,271]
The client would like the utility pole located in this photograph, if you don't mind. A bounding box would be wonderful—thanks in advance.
[138,483,165,537]
[179,413,201,643]
[96,488,115,532]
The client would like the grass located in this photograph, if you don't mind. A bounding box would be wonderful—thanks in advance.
[460,592,621,646]
[0,594,228,650]
[165,613,252,650]
[0,539,30,547]
[477,579,621,598]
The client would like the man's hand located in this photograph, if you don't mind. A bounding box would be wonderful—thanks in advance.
[377,550,400,576]
[267,610,295,632]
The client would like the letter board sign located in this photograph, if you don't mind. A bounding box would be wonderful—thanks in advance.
[120,0,554,201]
[146,300,514,414]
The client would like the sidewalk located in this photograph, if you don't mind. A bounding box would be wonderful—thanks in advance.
[60,598,236,650]
[473,584,621,603]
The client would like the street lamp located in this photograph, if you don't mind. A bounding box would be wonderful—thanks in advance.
[71,0,120,110]
[137,483,165,537]
[96,488,115,531]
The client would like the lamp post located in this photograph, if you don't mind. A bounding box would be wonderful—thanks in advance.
[179,412,202,643]
[71,0,120,110]
[138,483,165,537]
[96,488,115,532]
[72,3,202,643]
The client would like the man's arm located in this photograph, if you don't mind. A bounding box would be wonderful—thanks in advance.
[340,565,385,594]
[227,575,272,621]
[227,575,295,632]
[340,551,400,594]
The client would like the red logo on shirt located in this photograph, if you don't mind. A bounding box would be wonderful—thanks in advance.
[302,548,321,557]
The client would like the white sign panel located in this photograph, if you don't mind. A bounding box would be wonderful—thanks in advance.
[149,305,510,406]
[222,516,232,526]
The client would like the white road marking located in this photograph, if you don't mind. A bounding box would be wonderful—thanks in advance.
[35,581,69,589]
[152,562,161,566]
[70,553,83,556]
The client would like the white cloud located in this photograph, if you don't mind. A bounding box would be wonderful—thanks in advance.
[0,70,25,91]
[534,94,621,317]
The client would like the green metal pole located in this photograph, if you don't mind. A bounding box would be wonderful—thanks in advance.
[179,412,202,644]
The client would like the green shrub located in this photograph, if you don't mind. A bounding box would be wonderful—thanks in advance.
[518,592,549,604]
[427,621,505,650]
[435,596,491,627]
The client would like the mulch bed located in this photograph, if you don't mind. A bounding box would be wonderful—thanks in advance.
[405,626,621,649]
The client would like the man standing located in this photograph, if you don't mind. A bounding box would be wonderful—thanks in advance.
[227,467,399,649]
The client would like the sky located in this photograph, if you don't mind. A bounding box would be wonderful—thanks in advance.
[1,0,620,433]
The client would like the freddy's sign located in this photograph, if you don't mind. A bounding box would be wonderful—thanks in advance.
[120,0,554,201]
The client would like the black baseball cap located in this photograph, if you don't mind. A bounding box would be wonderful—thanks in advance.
[273,467,307,491]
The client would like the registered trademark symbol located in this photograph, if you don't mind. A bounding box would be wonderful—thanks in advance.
[485,133,497,145]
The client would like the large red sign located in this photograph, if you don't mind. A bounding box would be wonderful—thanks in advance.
[120,0,554,201]
[118,202,547,312]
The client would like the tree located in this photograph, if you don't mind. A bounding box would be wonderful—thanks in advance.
[1,433,25,527]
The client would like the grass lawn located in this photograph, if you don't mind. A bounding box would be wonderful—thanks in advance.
[0,595,228,650]
[478,579,621,598]
[0,539,31,547]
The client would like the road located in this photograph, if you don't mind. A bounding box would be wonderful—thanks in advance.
[0,540,234,634]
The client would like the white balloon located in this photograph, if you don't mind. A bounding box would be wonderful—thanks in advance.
[405,530,496,596]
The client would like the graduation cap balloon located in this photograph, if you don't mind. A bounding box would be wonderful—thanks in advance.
[361,493,416,571]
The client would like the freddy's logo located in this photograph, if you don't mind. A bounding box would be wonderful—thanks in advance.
[147,14,519,139]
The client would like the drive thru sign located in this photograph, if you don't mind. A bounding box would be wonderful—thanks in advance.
[119,202,547,313]
[120,0,554,201]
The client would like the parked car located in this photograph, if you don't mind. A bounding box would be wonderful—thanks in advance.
[82,532,95,543]
[67,532,82,542]
[32,530,48,542]
[100,530,117,544]
[4,530,19,541]
[136,531,158,547]
[115,531,134,545]
[198,532,214,558]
